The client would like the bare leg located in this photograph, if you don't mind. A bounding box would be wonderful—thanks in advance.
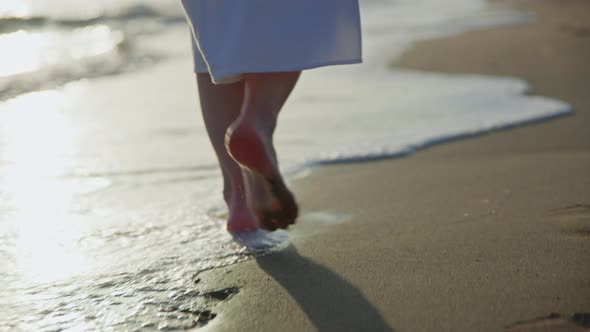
[226,71,301,230]
[196,73,258,233]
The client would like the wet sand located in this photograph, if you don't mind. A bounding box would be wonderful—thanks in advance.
[197,0,590,331]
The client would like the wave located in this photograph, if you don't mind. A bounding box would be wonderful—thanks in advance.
[0,27,166,101]
[0,4,186,33]
[0,3,185,101]
[0,50,163,102]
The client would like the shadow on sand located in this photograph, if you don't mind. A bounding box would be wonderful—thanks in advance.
[255,245,394,331]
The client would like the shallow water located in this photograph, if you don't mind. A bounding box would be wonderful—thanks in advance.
[0,0,571,330]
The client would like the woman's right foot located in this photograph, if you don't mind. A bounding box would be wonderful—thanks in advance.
[225,119,298,230]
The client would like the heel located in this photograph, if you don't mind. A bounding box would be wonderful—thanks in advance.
[226,124,275,177]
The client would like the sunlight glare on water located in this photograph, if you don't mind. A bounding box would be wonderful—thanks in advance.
[0,0,31,18]
[0,26,123,78]
[0,90,95,283]
[0,90,75,177]
[0,0,113,20]
[11,213,90,284]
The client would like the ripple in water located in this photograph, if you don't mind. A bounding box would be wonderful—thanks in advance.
[0,206,290,331]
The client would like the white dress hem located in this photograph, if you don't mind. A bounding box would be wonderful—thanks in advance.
[196,58,363,84]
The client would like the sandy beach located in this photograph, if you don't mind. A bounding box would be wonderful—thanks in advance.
[196,0,590,331]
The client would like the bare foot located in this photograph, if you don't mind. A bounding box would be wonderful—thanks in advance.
[225,120,298,231]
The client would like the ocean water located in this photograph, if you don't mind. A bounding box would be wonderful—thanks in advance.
[0,0,570,330]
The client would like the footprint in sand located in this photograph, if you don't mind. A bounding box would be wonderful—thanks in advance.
[156,286,240,329]
[561,24,590,38]
[550,204,590,238]
[506,312,590,331]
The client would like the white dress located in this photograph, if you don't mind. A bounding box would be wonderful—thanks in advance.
[180,0,362,84]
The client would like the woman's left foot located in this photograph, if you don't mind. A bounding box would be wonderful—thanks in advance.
[225,191,259,233]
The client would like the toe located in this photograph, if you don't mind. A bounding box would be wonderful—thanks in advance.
[259,213,279,231]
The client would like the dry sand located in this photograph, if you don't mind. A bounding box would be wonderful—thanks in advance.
[197,1,590,331]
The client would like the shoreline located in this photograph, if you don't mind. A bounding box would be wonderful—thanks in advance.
[197,0,590,331]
